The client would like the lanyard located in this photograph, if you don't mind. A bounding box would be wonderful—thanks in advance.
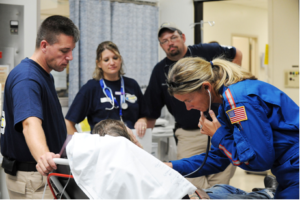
[99,76,127,121]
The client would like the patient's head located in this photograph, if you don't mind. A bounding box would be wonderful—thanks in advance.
[92,119,132,141]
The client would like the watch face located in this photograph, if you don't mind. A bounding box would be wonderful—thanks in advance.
[121,103,128,110]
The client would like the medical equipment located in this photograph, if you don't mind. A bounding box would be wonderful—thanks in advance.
[47,158,194,199]
[184,88,211,178]
[99,76,127,121]
[190,20,215,43]
[47,135,88,199]
[47,158,88,199]
[47,134,196,199]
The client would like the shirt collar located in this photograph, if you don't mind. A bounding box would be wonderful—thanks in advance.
[218,85,228,96]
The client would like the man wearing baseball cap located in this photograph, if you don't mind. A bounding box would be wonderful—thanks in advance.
[144,22,242,190]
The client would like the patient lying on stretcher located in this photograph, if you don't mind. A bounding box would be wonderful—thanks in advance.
[90,119,276,199]
[90,119,212,199]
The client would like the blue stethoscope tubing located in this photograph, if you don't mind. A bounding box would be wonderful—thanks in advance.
[99,76,127,121]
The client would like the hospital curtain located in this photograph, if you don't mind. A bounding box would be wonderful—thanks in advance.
[68,0,158,106]
[111,2,158,89]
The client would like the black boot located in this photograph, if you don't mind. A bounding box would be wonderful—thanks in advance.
[252,175,278,192]
[263,175,278,192]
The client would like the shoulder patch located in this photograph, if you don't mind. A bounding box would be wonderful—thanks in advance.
[226,106,248,124]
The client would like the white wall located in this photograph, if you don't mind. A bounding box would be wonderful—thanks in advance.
[0,0,39,58]
[158,0,194,61]
[203,1,268,81]
[268,0,299,105]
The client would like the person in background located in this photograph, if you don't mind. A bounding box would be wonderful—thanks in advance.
[165,57,299,199]
[0,15,79,199]
[65,41,149,137]
[144,22,242,189]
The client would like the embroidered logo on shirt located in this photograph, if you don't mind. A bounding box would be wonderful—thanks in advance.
[125,94,137,103]
[226,106,247,124]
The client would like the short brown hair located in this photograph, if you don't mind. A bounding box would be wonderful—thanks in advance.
[92,119,131,141]
[35,15,79,48]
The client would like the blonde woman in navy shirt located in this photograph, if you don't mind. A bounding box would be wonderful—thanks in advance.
[65,41,149,137]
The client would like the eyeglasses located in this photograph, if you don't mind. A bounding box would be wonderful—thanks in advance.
[160,35,179,45]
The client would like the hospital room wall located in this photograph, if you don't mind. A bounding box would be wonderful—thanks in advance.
[268,0,299,105]
[0,0,39,58]
[158,0,299,105]
[158,1,268,79]
[203,2,268,82]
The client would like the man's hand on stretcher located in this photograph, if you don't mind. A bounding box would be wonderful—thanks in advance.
[36,152,61,176]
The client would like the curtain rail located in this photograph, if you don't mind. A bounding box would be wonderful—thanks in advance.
[110,0,157,6]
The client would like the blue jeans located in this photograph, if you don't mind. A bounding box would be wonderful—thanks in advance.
[204,184,274,199]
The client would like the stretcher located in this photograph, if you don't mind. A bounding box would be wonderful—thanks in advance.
[47,158,88,199]
[47,158,193,199]
[47,134,197,200]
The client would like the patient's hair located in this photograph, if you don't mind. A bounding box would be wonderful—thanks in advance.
[92,119,132,141]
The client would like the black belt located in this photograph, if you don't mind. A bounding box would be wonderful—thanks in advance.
[17,162,37,172]
[2,156,37,174]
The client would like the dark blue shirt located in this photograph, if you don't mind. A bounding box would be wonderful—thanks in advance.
[144,43,236,129]
[1,58,67,162]
[66,77,149,131]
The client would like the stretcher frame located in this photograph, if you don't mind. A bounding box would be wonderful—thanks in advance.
[46,158,192,199]
[47,158,88,199]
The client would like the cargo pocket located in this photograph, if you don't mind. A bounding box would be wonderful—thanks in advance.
[6,175,26,194]
[29,172,46,192]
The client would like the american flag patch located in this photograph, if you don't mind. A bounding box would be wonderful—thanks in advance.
[226,106,247,124]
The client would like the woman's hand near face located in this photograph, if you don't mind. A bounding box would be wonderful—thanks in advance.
[134,117,147,138]
[198,110,221,137]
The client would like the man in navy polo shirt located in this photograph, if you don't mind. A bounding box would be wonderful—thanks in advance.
[144,22,242,190]
[1,15,79,199]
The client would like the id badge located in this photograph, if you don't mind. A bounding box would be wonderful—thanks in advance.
[100,97,110,103]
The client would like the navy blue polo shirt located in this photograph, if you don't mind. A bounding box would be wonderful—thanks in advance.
[66,77,149,131]
[1,58,67,162]
[144,43,236,129]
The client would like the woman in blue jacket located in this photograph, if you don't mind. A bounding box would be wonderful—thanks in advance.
[165,57,299,199]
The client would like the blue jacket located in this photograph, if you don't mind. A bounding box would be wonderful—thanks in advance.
[171,80,299,196]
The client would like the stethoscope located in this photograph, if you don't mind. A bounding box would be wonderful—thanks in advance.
[184,89,211,178]
[99,76,128,122]
[163,47,212,177]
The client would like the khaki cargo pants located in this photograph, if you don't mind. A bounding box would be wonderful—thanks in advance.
[6,171,53,199]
